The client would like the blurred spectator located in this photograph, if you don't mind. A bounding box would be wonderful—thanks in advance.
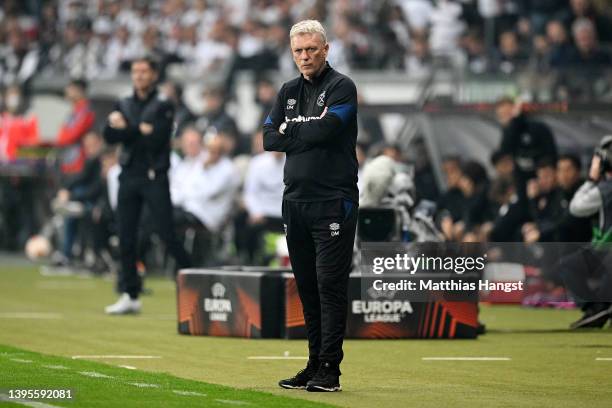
[170,133,239,264]
[0,26,39,88]
[522,159,564,243]
[429,0,466,57]
[460,29,491,74]
[54,78,96,175]
[494,30,529,74]
[437,156,466,241]
[255,77,277,128]
[568,18,611,68]
[195,87,238,141]
[160,80,196,137]
[555,153,593,242]
[497,98,557,202]
[546,20,574,68]
[53,130,105,266]
[490,150,515,182]
[241,148,285,264]
[404,35,432,77]
[457,160,493,241]
[563,0,612,43]
[89,146,120,273]
[487,176,524,242]
[103,25,140,75]
[0,84,38,162]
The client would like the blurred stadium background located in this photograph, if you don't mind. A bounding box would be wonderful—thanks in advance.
[1,0,612,407]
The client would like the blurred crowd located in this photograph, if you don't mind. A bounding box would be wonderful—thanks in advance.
[1,0,611,274]
[0,0,611,88]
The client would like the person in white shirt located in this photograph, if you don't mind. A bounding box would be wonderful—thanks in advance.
[171,130,239,265]
[240,150,285,263]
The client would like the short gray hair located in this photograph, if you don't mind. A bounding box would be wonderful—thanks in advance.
[572,17,595,37]
[289,19,327,44]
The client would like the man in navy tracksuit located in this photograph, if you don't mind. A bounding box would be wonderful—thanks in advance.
[263,20,359,392]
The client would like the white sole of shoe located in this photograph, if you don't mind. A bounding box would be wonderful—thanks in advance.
[307,385,341,392]
[278,384,306,390]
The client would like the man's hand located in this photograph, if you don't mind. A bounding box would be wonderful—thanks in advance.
[512,99,523,118]
[521,222,540,243]
[278,122,287,135]
[139,122,153,135]
[109,111,127,129]
[527,178,539,199]
[589,155,602,181]
[248,214,265,225]
[57,188,70,203]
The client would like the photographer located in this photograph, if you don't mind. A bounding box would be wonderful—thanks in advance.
[559,135,612,329]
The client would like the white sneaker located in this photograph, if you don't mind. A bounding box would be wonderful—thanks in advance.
[104,293,141,315]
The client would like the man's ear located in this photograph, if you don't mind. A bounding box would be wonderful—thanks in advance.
[323,42,329,57]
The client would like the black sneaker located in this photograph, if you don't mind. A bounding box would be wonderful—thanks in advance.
[570,303,612,329]
[306,362,341,392]
[278,360,318,390]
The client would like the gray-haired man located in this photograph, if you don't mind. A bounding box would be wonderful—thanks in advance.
[263,19,359,392]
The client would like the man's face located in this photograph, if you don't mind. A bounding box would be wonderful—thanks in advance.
[83,133,103,158]
[537,166,557,193]
[442,160,462,188]
[180,130,203,158]
[557,159,580,190]
[131,61,157,93]
[64,84,81,102]
[495,155,514,178]
[575,27,596,53]
[206,136,224,164]
[291,33,329,80]
[496,102,514,127]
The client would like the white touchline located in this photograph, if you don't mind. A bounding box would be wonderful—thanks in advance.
[0,313,63,319]
[42,365,69,370]
[128,383,160,388]
[215,399,250,405]
[0,394,62,408]
[422,357,511,361]
[10,358,33,363]
[78,371,114,379]
[247,356,308,360]
[172,390,207,397]
[596,358,612,361]
[72,355,162,359]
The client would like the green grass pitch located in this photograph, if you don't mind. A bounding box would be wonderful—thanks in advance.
[1,262,611,407]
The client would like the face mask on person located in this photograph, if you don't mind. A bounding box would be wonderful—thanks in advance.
[5,94,20,112]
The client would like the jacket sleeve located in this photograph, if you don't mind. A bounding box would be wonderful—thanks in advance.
[262,85,312,154]
[56,105,95,146]
[285,78,357,146]
[141,100,174,151]
[102,101,139,144]
[569,180,602,217]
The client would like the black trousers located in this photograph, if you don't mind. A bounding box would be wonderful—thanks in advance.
[117,173,191,297]
[282,198,358,365]
[558,245,612,309]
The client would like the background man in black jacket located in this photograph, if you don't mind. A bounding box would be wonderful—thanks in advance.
[496,98,558,204]
[103,56,191,315]
[263,19,358,393]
